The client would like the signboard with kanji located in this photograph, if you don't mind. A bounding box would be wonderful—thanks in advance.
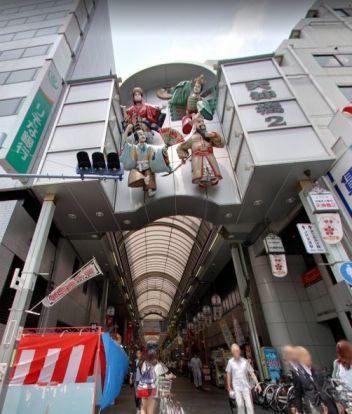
[308,191,339,212]
[264,234,285,254]
[1,61,61,174]
[297,223,326,254]
[327,146,352,218]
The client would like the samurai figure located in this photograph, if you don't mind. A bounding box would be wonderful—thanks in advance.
[177,113,225,188]
[120,123,171,197]
[123,87,166,133]
[157,74,217,134]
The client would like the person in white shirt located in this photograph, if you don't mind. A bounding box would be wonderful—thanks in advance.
[226,343,261,414]
[190,353,203,388]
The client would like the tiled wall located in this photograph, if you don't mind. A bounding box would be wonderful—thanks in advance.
[249,250,336,369]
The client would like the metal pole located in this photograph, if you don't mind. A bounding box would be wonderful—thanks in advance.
[0,194,55,412]
[231,244,265,380]
[100,276,109,326]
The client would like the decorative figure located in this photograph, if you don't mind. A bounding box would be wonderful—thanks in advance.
[120,123,171,197]
[123,87,166,133]
[176,113,225,188]
[157,74,217,134]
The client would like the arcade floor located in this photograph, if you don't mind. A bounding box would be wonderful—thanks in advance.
[104,377,268,413]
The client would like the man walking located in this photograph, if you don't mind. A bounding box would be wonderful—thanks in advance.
[190,353,203,389]
[226,343,261,414]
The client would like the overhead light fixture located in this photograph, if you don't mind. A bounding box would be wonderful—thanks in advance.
[187,285,193,294]
[67,213,77,219]
[195,266,203,278]
[121,278,126,287]
[123,219,132,225]
[181,299,185,305]
[91,234,99,239]
[96,211,104,217]
[224,212,233,219]
[112,252,118,267]
[253,200,263,206]
[209,233,220,252]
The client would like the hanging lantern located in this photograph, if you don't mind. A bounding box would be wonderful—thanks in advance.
[211,294,223,320]
[203,306,212,327]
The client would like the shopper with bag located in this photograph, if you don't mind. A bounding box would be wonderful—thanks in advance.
[226,343,261,414]
[138,350,175,414]
[130,350,144,414]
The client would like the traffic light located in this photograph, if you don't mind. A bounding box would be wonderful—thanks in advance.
[76,151,124,180]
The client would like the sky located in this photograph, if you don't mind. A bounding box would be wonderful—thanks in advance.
[108,0,314,80]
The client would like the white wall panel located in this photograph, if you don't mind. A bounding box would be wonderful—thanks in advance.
[66,81,112,103]
[58,100,109,125]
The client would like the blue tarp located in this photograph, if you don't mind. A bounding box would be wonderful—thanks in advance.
[100,333,129,411]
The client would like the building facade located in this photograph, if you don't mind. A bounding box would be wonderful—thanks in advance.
[0,0,351,373]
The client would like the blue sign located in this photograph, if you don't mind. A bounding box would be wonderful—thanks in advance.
[339,262,352,285]
[342,167,352,196]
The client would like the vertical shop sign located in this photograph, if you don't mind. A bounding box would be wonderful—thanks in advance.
[260,347,281,382]
[232,317,245,345]
[4,62,61,174]
[297,223,326,254]
[218,319,234,350]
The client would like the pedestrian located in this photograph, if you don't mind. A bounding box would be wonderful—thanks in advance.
[130,349,144,414]
[293,346,338,414]
[190,353,203,389]
[333,340,352,389]
[226,343,261,414]
[139,351,175,414]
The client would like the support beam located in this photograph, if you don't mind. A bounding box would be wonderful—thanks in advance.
[0,194,55,412]
[231,243,265,380]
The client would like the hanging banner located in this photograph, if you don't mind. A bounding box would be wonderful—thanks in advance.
[10,332,99,385]
[264,234,285,254]
[42,258,102,307]
[218,319,234,350]
[297,223,326,254]
[260,347,282,382]
[232,317,245,345]
[269,254,288,277]
[316,213,343,244]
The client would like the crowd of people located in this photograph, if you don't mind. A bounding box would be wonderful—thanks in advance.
[224,340,352,414]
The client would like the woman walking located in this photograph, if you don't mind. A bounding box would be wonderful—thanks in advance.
[333,340,352,389]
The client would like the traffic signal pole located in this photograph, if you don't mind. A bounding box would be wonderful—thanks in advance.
[0,194,55,412]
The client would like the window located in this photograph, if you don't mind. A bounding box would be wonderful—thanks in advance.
[0,97,23,116]
[36,26,59,36]
[14,30,36,41]
[0,48,24,61]
[334,8,351,17]
[46,11,68,20]
[339,86,352,101]
[314,55,341,67]
[336,54,352,67]
[0,71,9,84]
[315,54,352,68]
[0,33,14,43]
[2,8,19,16]
[7,17,26,27]
[22,44,51,58]
[26,14,46,24]
[6,68,39,84]
[20,5,37,12]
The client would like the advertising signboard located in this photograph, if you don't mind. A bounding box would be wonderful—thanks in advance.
[260,347,281,382]
[1,62,61,174]
[297,223,326,254]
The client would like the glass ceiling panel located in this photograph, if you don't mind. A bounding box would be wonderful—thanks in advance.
[123,216,201,317]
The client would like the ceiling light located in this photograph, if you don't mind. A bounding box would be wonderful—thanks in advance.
[67,213,77,219]
[228,234,235,239]
[187,285,193,294]
[195,266,203,278]
[286,197,296,204]
[224,212,233,219]
[123,219,132,225]
[253,200,263,206]
[96,211,104,217]
[91,234,99,239]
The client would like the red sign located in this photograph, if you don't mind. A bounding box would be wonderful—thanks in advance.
[301,267,322,287]
[125,321,133,346]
